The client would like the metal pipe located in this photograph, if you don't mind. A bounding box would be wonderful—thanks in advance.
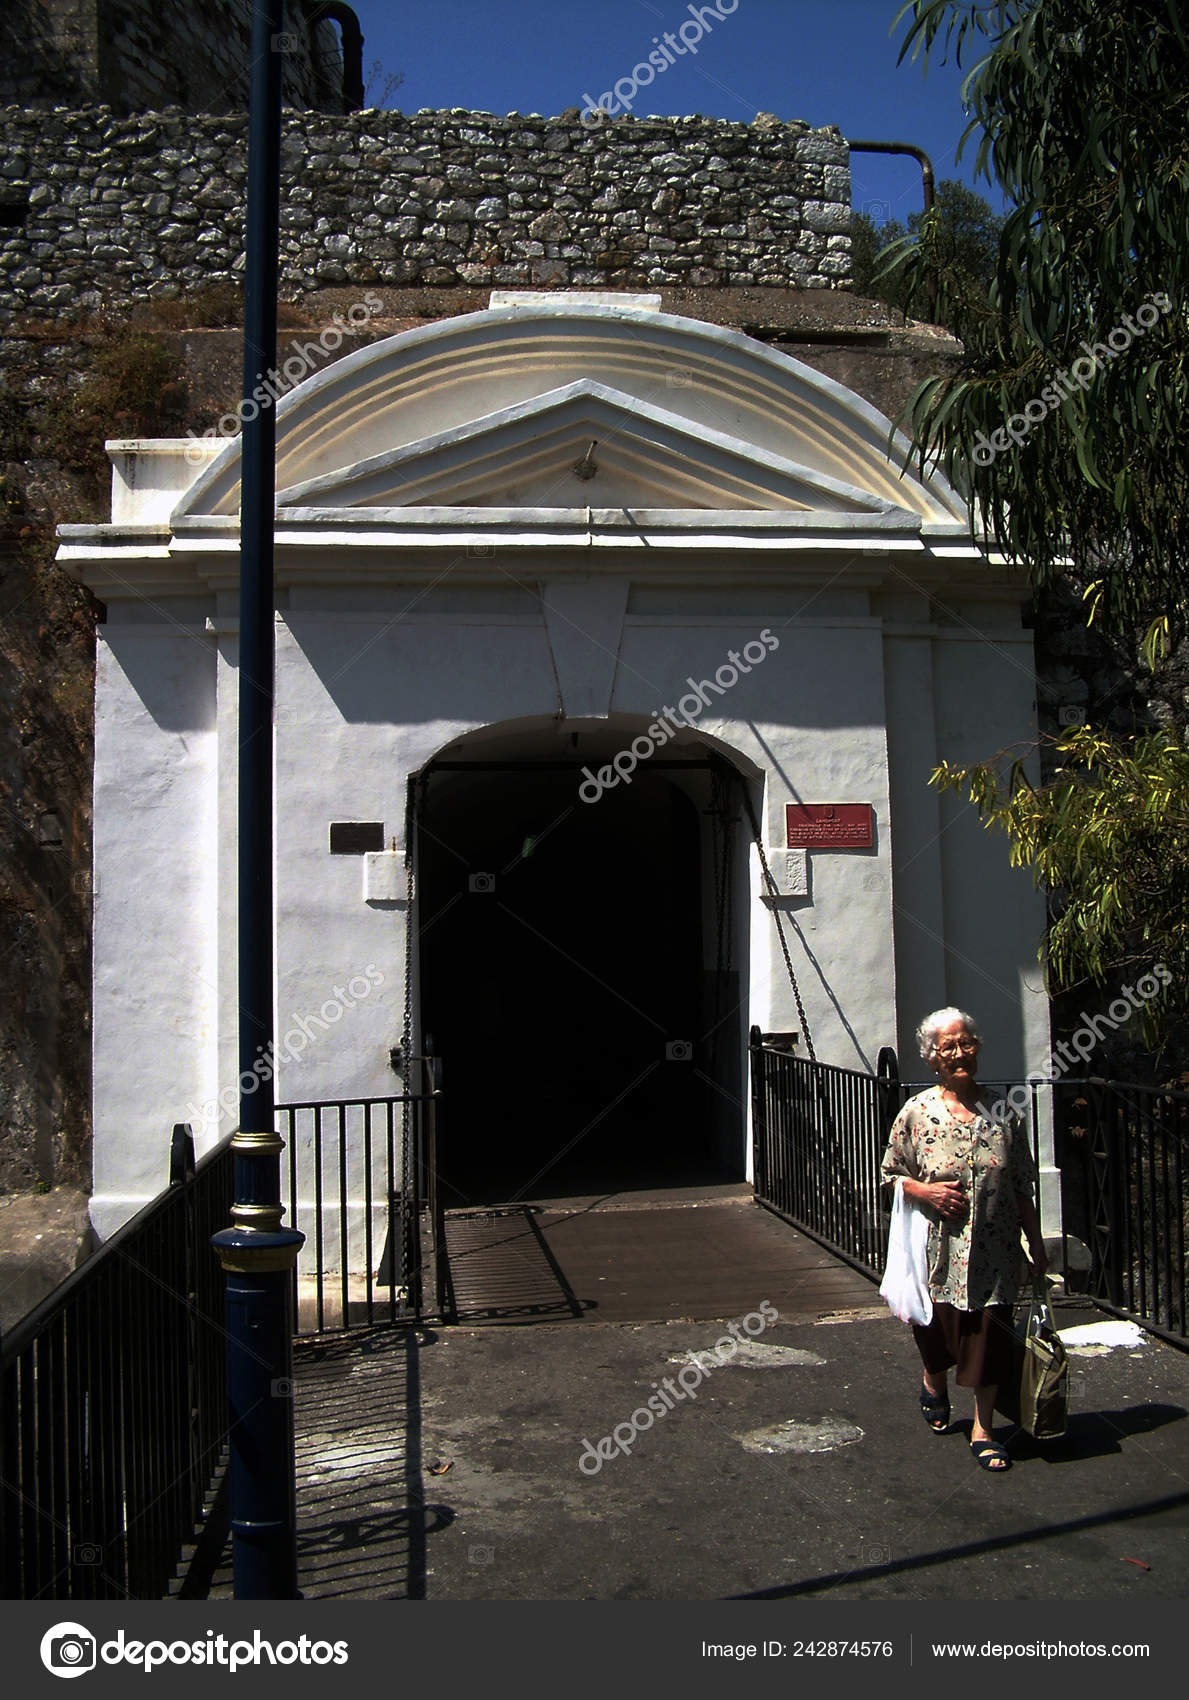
[848,139,937,320]
[211,0,304,1603]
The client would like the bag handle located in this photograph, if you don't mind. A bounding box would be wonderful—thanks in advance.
[1027,1275,1057,1340]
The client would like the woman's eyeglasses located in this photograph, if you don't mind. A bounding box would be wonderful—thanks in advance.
[936,1039,979,1058]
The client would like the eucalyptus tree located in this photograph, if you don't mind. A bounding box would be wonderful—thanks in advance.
[887,0,1189,1040]
[852,179,1003,321]
[891,0,1188,637]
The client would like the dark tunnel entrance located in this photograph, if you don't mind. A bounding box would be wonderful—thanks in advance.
[415,744,747,1206]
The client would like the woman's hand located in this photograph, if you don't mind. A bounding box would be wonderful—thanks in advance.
[930,1181,968,1223]
[1027,1239,1049,1278]
[903,1177,967,1222]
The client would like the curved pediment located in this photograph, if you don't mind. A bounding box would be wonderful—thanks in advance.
[174,301,966,525]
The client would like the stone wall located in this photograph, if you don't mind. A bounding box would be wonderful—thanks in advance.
[0,0,345,114]
[0,107,852,321]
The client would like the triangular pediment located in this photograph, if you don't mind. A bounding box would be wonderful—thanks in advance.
[273,380,901,515]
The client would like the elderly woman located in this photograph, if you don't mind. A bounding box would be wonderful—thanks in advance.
[881,1007,1048,1472]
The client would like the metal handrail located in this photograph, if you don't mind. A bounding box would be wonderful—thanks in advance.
[1,1129,235,1601]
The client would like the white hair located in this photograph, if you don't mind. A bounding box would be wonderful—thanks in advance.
[916,1006,981,1064]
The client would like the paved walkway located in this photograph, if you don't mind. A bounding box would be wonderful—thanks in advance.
[206,1199,1189,1602]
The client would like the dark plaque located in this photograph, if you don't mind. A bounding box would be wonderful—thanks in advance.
[329,822,385,855]
[785,803,873,849]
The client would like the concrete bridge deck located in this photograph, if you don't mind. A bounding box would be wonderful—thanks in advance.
[438,1188,879,1326]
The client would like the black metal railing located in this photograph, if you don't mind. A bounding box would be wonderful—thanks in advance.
[750,1030,1044,1267]
[278,1061,442,1335]
[749,1028,890,1277]
[1054,1078,1188,1344]
[750,1034,1049,1282]
[0,1126,234,1601]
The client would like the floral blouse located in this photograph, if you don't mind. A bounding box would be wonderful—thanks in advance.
[880,1087,1037,1311]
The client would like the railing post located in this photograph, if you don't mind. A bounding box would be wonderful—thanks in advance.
[1098,1084,1126,1309]
[876,1045,900,1139]
[423,1054,451,1324]
[748,1026,767,1201]
[170,1121,196,1186]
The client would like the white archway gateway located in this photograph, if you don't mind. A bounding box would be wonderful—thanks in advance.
[59,295,1054,1236]
[409,714,761,1207]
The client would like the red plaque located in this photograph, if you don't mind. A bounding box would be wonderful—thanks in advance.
[785,803,873,849]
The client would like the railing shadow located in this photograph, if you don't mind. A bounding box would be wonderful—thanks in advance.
[204,1323,450,1599]
[726,1488,1189,1599]
[291,1326,449,1599]
[442,1207,593,1325]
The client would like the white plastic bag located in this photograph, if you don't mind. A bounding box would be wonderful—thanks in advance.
[879,1177,933,1325]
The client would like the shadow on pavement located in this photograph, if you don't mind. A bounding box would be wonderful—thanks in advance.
[728,1488,1189,1599]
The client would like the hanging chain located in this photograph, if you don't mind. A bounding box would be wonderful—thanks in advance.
[709,766,735,1062]
[399,774,418,1307]
[713,767,731,981]
[401,778,416,1083]
[739,780,816,1062]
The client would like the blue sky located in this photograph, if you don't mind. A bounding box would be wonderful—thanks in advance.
[346,0,1006,228]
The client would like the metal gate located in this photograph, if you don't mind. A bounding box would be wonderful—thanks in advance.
[277,1058,443,1334]
[749,1028,894,1278]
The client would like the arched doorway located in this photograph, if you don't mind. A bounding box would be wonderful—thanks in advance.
[414,723,750,1206]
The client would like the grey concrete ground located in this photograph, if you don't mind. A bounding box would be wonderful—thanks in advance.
[263,1298,1188,1603]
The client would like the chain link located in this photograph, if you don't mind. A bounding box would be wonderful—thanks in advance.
[709,765,735,1063]
[399,774,418,1309]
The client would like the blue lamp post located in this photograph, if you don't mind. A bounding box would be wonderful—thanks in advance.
[211,0,304,1600]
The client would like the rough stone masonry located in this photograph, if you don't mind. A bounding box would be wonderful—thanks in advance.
[0,106,852,321]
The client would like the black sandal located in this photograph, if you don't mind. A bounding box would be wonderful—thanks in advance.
[919,1383,950,1433]
[970,1439,1011,1472]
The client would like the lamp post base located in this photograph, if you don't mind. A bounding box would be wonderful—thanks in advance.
[212,1226,305,1600]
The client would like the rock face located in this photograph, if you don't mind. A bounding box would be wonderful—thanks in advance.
[0,1187,93,1331]
[0,474,94,1191]
[0,107,853,321]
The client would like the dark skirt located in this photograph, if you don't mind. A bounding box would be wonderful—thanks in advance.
[912,1301,1016,1387]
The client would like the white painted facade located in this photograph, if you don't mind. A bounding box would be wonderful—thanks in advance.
[60,297,1054,1242]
